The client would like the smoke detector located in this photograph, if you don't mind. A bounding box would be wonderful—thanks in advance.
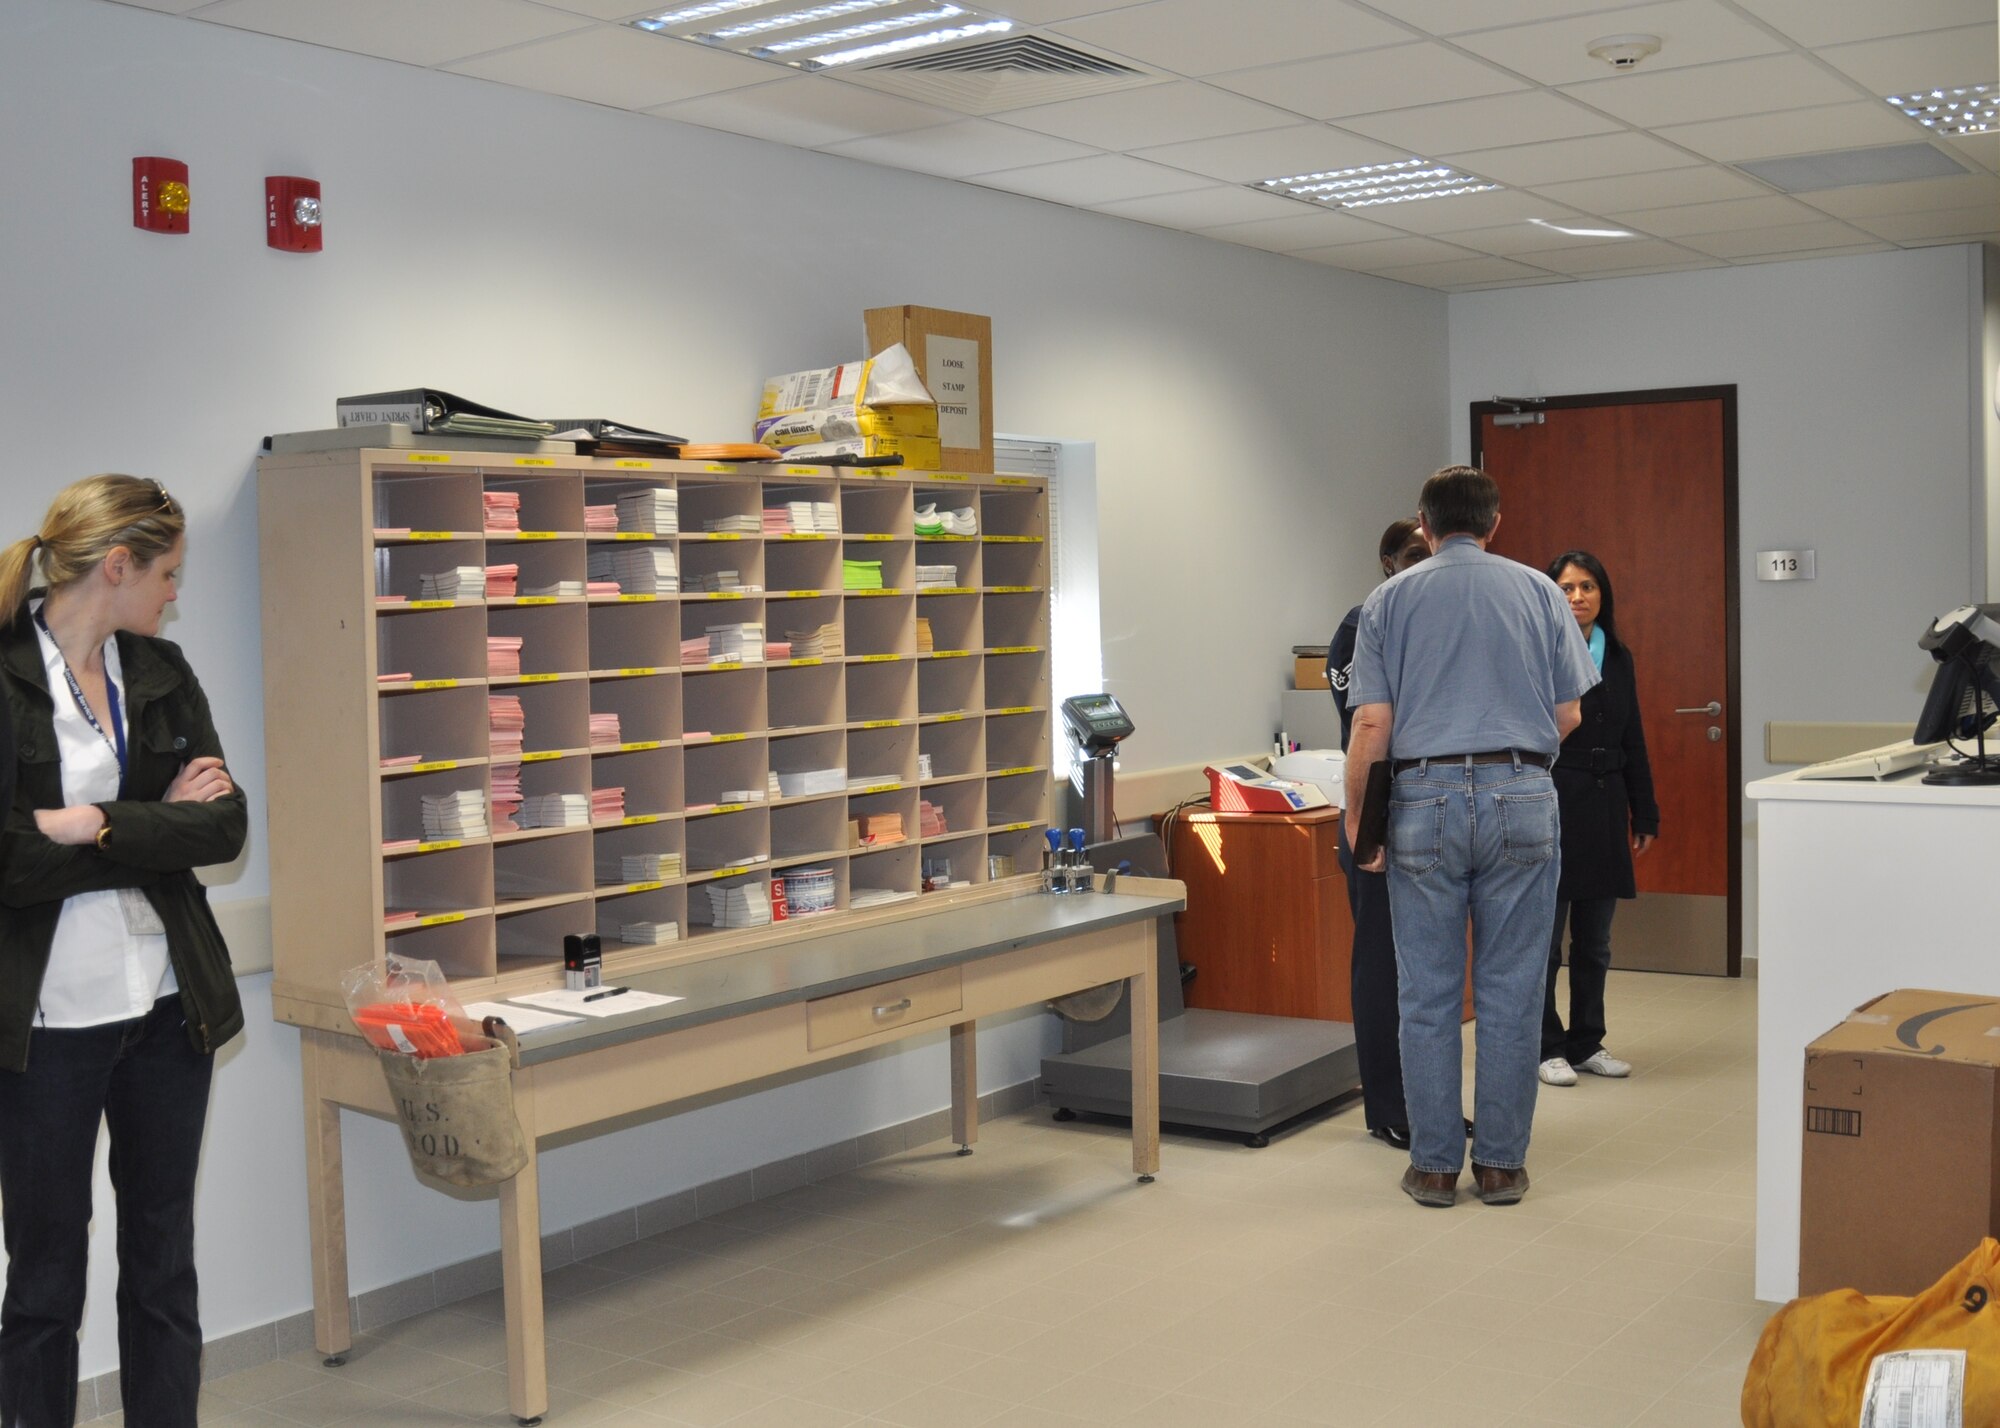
[1587,34,1662,71]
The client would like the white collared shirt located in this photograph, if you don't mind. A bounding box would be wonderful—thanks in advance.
[32,600,175,1026]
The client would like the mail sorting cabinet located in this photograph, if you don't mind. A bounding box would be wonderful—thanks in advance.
[257,447,1054,1033]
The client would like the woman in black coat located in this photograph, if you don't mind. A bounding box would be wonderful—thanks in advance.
[1538,550,1659,1088]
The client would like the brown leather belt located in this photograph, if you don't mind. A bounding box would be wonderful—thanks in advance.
[1392,750,1553,773]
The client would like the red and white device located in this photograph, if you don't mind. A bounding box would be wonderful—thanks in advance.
[132,157,190,234]
[1205,762,1329,814]
[265,175,322,251]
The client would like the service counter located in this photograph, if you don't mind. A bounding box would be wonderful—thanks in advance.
[1745,767,2000,1301]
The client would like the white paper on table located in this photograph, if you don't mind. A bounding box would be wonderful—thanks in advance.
[507,987,682,1018]
[460,1001,580,1035]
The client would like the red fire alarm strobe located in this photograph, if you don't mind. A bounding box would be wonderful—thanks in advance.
[265,176,322,252]
[132,157,190,234]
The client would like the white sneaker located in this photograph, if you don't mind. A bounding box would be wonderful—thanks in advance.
[1538,1057,1577,1087]
[1574,1050,1632,1078]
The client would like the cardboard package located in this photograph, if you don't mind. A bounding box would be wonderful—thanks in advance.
[1295,656,1328,690]
[864,306,992,473]
[1799,988,2000,1297]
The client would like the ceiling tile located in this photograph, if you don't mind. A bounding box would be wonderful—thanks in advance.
[1351,186,1587,236]
[1515,237,1706,272]
[818,119,1097,177]
[1132,125,1407,182]
[994,81,1301,149]
[1437,222,1652,255]
[651,77,954,149]
[1726,243,1892,265]
[1371,255,1566,289]
[1674,218,1877,256]
[1562,54,1863,130]
[1794,171,2000,217]
[969,152,1218,204]
[1208,42,1525,121]
[982,0,1153,21]
[1438,132,1703,186]
[1729,0,1993,48]
[1606,193,1822,235]
[1939,131,2000,174]
[1819,25,2000,94]
[517,0,657,17]
[1196,209,1401,251]
[1845,204,2000,243]
[1092,184,1312,228]
[1530,163,1770,211]
[1294,234,1485,269]
[1372,0,1663,37]
[1050,0,1411,78]
[1453,0,1787,87]
[194,0,589,67]
[103,0,215,12]
[1654,101,1917,161]
[444,24,773,109]
[1337,90,1622,155]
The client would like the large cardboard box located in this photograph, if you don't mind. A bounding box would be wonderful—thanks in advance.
[864,306,992,473]
[1294,656,1329,690]
[1799,988,2000,1297]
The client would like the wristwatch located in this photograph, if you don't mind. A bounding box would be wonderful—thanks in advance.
[94,809,111,852]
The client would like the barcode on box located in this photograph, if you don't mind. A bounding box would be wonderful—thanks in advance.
[1806,1106,1862,1136]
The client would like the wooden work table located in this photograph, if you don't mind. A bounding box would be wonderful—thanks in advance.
[300,879,1182,1424]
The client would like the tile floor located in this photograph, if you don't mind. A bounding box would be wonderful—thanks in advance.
[173,968,1766,1426]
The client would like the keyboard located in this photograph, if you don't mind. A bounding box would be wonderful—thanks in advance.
[1795,738,1941,780]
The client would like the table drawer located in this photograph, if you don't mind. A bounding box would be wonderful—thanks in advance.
[807,967,962,1051]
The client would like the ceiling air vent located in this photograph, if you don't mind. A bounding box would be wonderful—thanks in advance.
[837,34,1158,113]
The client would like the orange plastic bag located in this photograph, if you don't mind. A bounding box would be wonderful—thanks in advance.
[1742,1237,1999,1426]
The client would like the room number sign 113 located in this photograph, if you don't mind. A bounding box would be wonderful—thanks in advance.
[1757,549,1815,582]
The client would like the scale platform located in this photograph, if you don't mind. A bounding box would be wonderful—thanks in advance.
[1040,1010,1359,1145]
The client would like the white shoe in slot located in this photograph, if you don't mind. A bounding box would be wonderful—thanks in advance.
[1574,1050,1632,1078]
[1538,1057,1577,1087]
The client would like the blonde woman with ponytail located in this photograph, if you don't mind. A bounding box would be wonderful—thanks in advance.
[0,474,244,1427]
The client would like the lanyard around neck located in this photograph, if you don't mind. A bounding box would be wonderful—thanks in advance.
[33,605,127,795]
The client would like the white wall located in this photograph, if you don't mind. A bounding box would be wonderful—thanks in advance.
[2,0,1446,1373]
[1448,244,1988,959]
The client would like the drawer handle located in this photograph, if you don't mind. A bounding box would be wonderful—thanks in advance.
[872,998,913,1018]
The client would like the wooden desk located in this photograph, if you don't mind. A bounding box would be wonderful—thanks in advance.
[300,881,1181,1423]
[1168,807,1354,1020]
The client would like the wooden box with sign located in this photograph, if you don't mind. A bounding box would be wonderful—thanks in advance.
[864,306,993,474]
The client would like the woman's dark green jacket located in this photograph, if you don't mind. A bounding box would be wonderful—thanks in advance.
[0,604,245,1070]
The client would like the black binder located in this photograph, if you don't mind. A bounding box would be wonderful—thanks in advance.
[1351,760,1392,865]
[543,419,687,456]
[335,389,555,438]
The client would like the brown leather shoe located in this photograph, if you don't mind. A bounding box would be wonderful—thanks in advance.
[1471,1163,1530,1205]
[1400,1165,1458,1208]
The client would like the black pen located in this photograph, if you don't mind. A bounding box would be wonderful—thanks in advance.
[582,986,629,1003]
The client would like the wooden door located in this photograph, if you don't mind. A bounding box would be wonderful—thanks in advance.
[1474,389,1739,976]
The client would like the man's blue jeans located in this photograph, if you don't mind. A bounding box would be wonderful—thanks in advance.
[1385,758,1559,1177]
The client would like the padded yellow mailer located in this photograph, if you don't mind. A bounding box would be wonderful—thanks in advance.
[376,1025,529,1189]
[1743,1237,1998,1427]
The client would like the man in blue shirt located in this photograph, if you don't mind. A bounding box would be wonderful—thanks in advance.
[1344,466,1598,1208]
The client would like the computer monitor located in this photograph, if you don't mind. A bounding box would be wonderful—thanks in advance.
[1916,604,2000,785]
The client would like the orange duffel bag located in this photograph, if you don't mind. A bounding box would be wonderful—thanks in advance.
[1742,1237,1999,1427]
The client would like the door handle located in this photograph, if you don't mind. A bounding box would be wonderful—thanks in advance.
[1674,701,1722,716]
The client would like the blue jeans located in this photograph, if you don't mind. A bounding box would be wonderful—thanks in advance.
[1386,759,1559,1176]
[0,995,214,1428]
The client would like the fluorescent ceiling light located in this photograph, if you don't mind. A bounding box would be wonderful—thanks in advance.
[1254,157,1500,210]
[1885,83,1999,136]
[706,0,905,42]
[1528,217,1637,238]
[762,5,971,56]
[809,18,1011,67]
[632,0,1012,71]
[633,0,770,30]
